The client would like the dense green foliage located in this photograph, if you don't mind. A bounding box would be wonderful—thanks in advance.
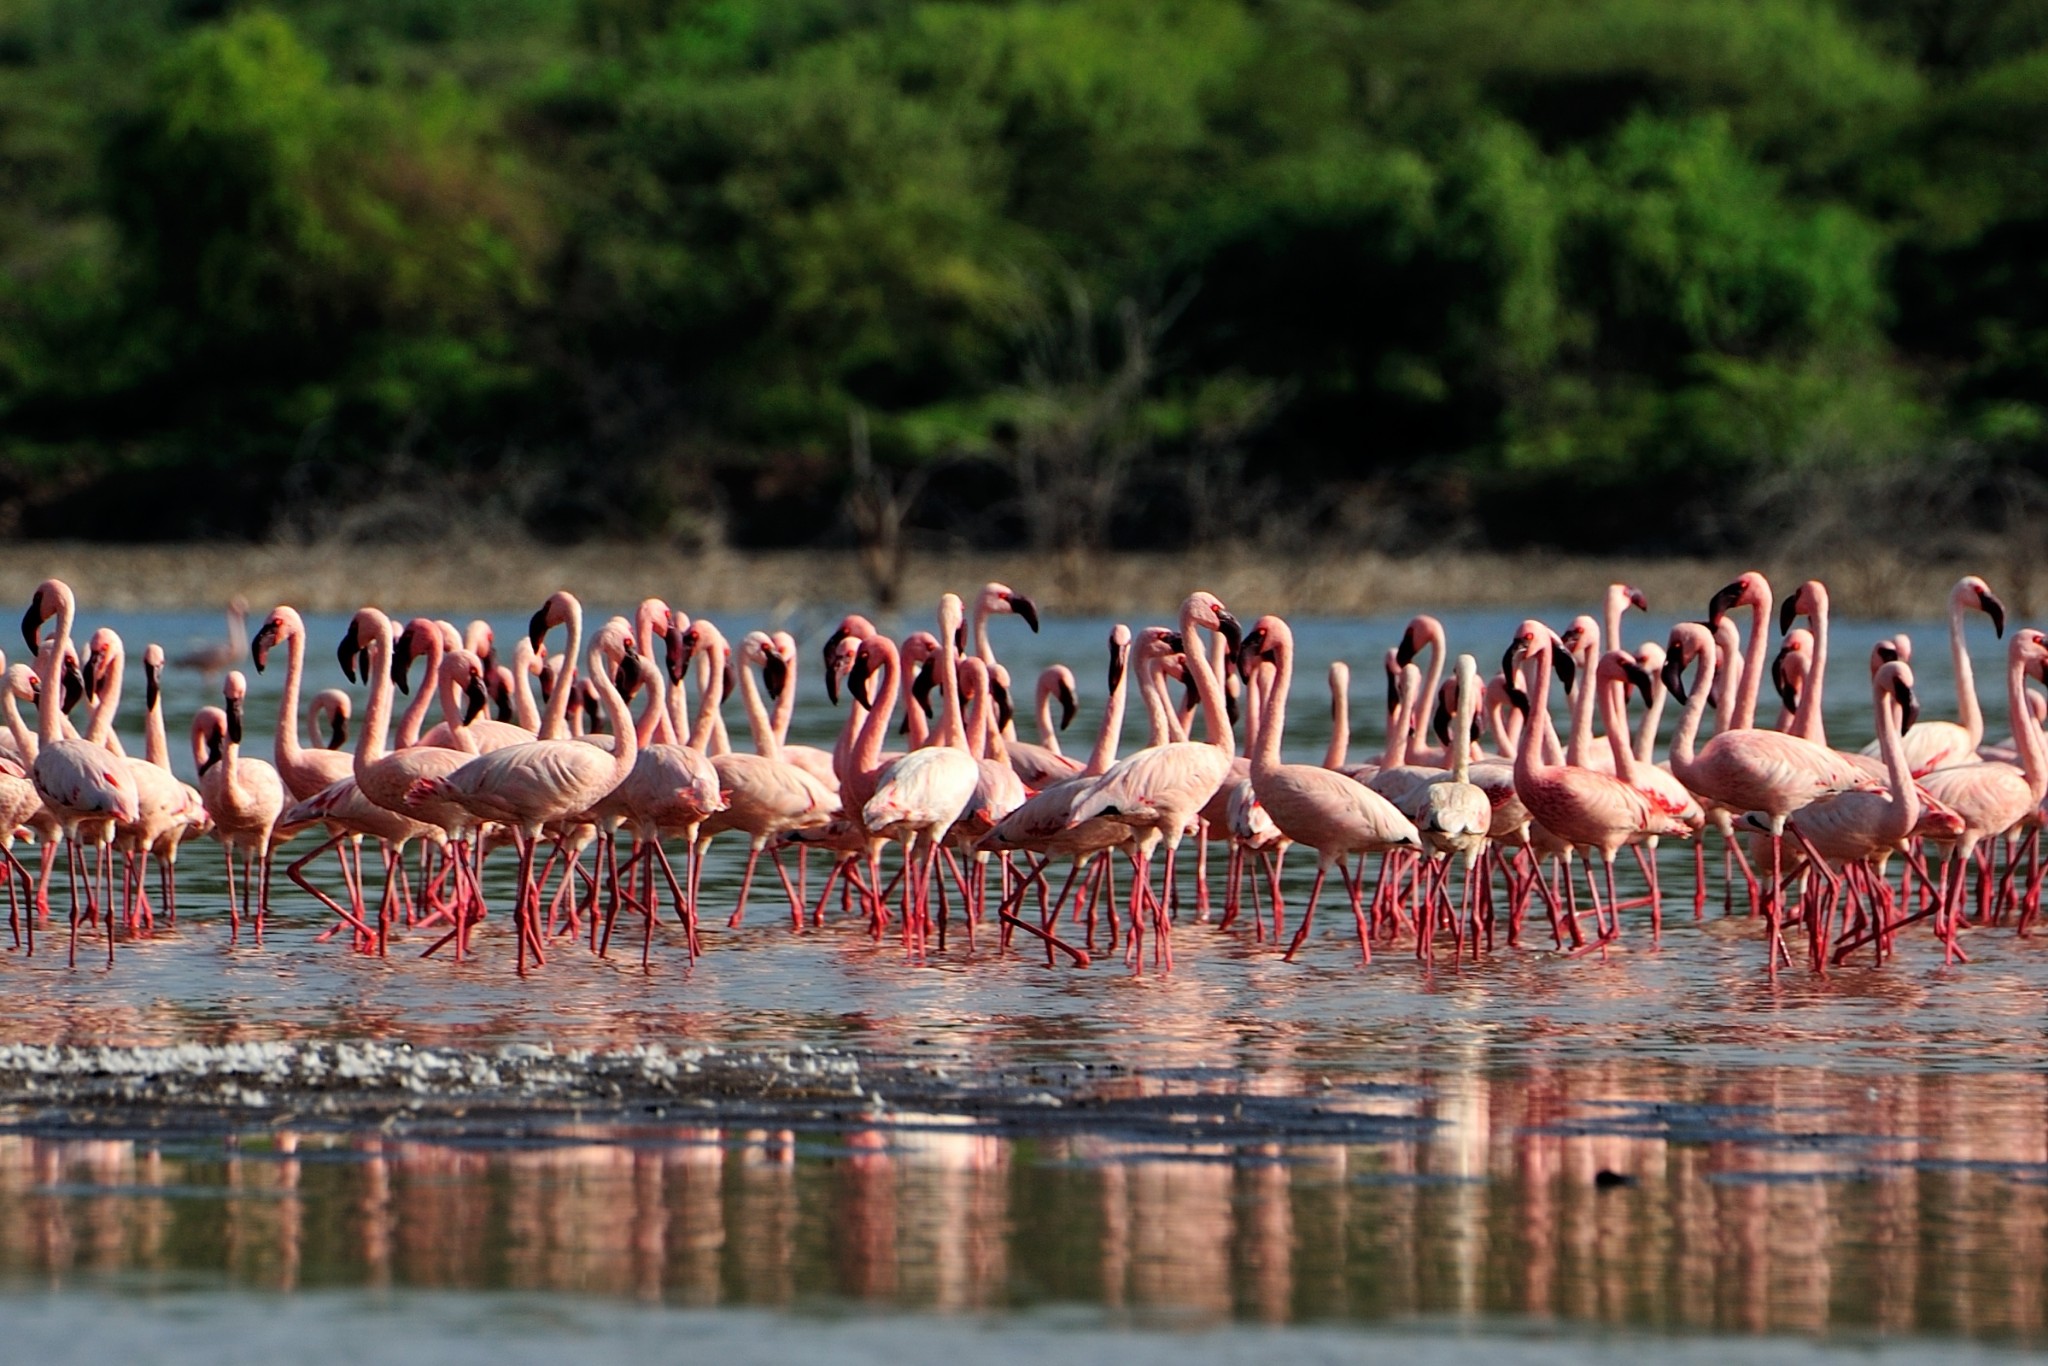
[4,0,2048,551]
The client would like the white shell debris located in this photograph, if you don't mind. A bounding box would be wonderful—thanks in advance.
[0,1040,867,1111]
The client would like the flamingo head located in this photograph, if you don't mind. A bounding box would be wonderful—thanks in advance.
[2012,627,2048,681]
[489,665,516,723]
[1870,637,1905,675]
[1235,614,1289,676]
[19,579,69,654]
[1182,592,1242,659]
[1635,641,1667,683]
[1881,659,1919,731]
[1708,570,1770,626]
[847,635,893,710]
[1772,628,1814,713]
[1558,615,1598,664]
[1777,579,1827,634]
[1614,583,1649,615]
[1957,576,2008,638]
[1596,648,1654,699]
[464,618,496,672]
[336,609,383,685]
[664,612,690,687]
[222,670,249,745]
[989,663,1015,731]
[1040,664,1078,732]
[83,627,120,705]
[143,644,166,714]
[390,618,446,697]
[192,707,227,777]
[821,614,876,704]
[313,687,351,748]
[249,605,302,673]
[1661,622,1717,704]
[978,582,1040,633]
[1106,625,1131,696]
[1395,614,1442,668]
[527,590,579,652]
[1504,620,1572,693]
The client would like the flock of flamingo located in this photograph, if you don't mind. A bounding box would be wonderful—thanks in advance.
[1,570,2041,977]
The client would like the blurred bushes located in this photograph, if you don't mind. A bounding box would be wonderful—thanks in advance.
[2,0,2048,554]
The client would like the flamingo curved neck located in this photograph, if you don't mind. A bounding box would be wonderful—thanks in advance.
[738,660,781,760]
[1952,593,1985,747]
[540,598,583,741]
[1668,644,1719,776]
[1790,587,1830,744]
[275,625,309,772]
[1323,666,1349,769]
[852,648,899,776]
[86,648,122,748]
[1251,633,1292,776]
[354,615,397,774]
[397,629,444,748]
[2007,652,2048,800]
[1566,629,1599,767]
[1735,588,1770,732]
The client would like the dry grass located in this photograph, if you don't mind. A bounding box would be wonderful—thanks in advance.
[0,539,2031,619]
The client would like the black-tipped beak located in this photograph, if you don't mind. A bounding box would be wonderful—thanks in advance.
[1551,643,1575,692]
[60,656,82,713]
[581,687,602,733]
[1777,596,1799,635]
[1771,642,1797,711]
[1163,631,1186,654]
[992,676,1014,731]
[1622,659,1654,696]
[1215,609,1242,661]
[1008,593,1040,633]
[848,651,874,710]
[666,624,687,686]
[251,623,277,673]
[1707,582,1743,625]
[1396,627,1418,667]
[337,622,362,683]
[1224,679,1239,727]
[1431,699,1451,747]
[1982,589,2007,638]
[226,694,243,746]
[1507,684,1530,716]
[1386,665,1400,716]
[1892,676,1918,730]
[391,627,416,695]
[1056,678,1077,731]
[1107,642,1126,696]
[145,659,161,713]
[1179,673,1198,717]
[491,676,513,724]
[614,648,642,697]
[19,590,44,655]
[1500,641,1521,687]
[910,659,937,718]
[954,625,966,652]
[527,605,550,651]
[1875,641,1901,664]
[762,652,788,702]
[81,653,100,706]
[328,709,349,749]
[1234,626,1266,682]
[1628,587,1648,612]
[199,733,221,777]
[822,627,848,703]
[464,672,490,726]
[1661,651,1689,706]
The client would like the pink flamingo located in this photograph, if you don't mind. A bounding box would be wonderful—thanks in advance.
[1661,620,1882,966]
[1068,593,1241,970]
[23,579,137,966]
[84,630,197,938]
[1509,621,1692,949]
[863,594,985,952]
[763,630,840,793]
[1861,576,2004,777]
[1916,628,2048,956]
[309,689,351,751]
[411,628,641,974]
[194,670,286,943]
[1236,615,1421,963]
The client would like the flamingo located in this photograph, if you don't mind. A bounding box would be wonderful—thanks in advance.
[1860,576,2005,777]
[1661,620,1882,967]
[411,625,641,974]
[83,630,200,938]
[1405,654,1493,955]
[761,630,839,793]
[1508,621,1692,950]
[194,671,286,944]
[309,688,352,751]
[1068,592,1241,970]
[173,595,249,674]
[1915,628,2048,957]
[1235,615,1422,964]
[862,594,984,952]
[23,579,138,966]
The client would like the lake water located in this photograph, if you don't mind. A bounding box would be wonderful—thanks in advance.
[3,599,2047,1361]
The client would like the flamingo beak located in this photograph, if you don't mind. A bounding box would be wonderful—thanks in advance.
[199,732,221,777]
[910,659,937,718]
[1875,641,1900,664]
[1499,640,1521,683]
[464,672,490,725]
[1386,664,1400,716]
[1007,593,1040,633]
[251,623,277,673]
[491,675,513,723]
[1622,659,1654,696]
[1431,699,1451,747]
[337,622,363,683]
[527,604,550,651]
[1628,587,1648,612]
[614,648,642,696]
[1396,627,1419,667]
[992,676,1014,731]
[1215,609,1242,660]
[762,652,788,702]
[1179,673,1198,716]
[1707,582,1743,625]
[145,659,161,713]
[329,708,349,749]
[848,651,875,710]
[226,694,243,746]
[1107,643,1126,695]
[1661,651,1689,705]
[81,652,100,705]
[1777,596,1799,635]
[60,656,82,713]
[1550,642,1575,692]
[1893,676,1919,730]
[19,596,41,655]
[666,624,687,686]
[1981,589,2008,638]
[1224,679,1239,728]
[823,627,849,704]
[1056,678,1077,731]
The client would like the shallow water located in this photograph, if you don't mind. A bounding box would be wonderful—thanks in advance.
[4,599,2047,1356]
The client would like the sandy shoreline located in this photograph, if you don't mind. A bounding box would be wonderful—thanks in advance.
[0,540,2028,618]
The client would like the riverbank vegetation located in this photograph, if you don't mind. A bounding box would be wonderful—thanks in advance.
[5,1,2048,585]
